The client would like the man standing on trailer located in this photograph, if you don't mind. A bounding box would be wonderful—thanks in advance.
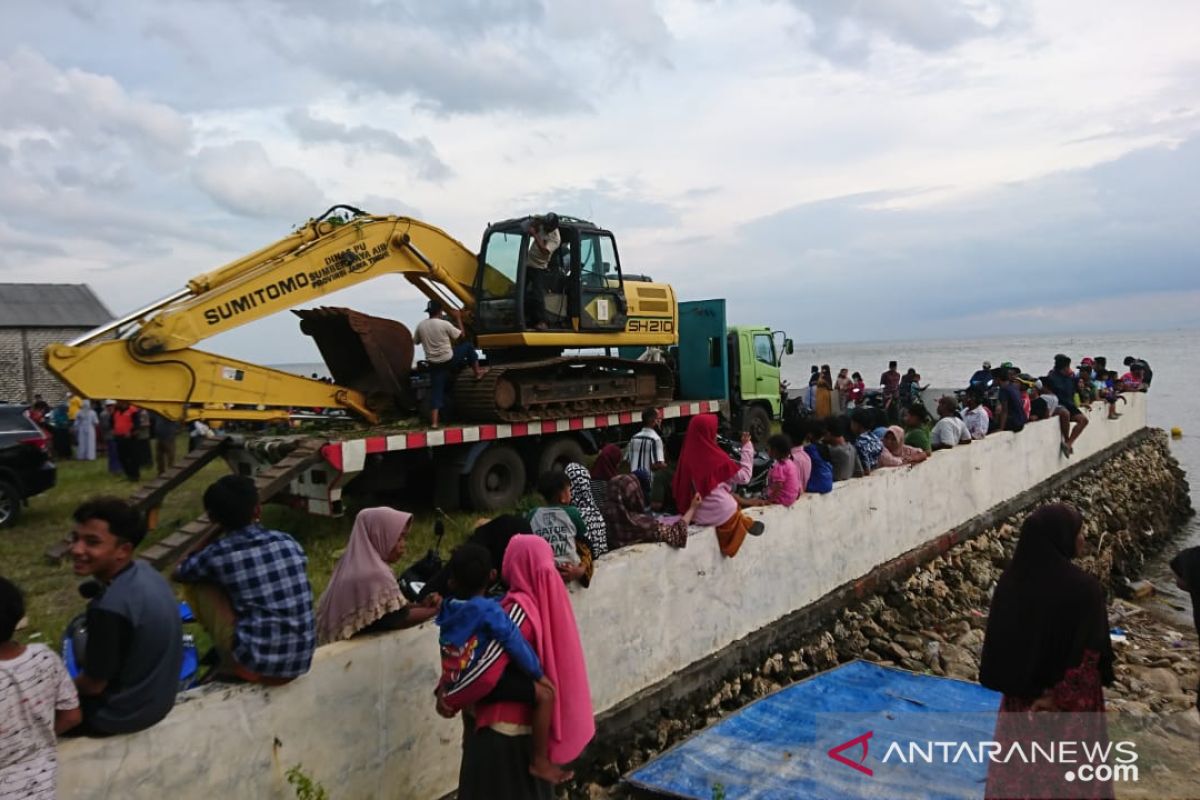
[415,300,487,429]
[521,212,561,331]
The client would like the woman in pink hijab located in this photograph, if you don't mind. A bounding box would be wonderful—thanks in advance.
[457,535,594,800]
[315,507,435,644]
[877,425,929,468]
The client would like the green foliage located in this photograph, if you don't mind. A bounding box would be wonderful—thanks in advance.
[286,764,329,800]
[712,783,727,800]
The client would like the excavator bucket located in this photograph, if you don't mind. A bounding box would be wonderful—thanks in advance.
[294,307,416,414]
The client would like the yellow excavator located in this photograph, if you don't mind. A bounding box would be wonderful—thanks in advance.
[45,206,679,423]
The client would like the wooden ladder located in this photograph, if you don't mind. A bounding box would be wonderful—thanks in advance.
[42,437,232,564]
[138,439,325,570]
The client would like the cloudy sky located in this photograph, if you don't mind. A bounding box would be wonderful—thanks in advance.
[3,0,1198,363]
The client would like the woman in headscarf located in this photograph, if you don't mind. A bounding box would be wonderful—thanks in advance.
[603,473,701,550]
[979,503,1115,800]
[814,366,833,418]
[1169,546,1200,704]
[564,463,608,559]
[589,444,622,507]
[672,414,763,557]
[876,425,929,468]
[74,400,99,461]
[457,535,594,800]
[834,368,853,415]
[315,507,435,644]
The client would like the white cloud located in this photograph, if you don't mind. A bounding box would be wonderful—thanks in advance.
[284,109,452,181]
[0,46,191,162]
[192,141,327,220]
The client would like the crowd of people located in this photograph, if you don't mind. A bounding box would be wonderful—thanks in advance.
[791,353,1152,470]
[0,351,1163,798]
[22,394,184,481]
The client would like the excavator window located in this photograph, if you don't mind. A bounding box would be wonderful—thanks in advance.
[476,231,523,332]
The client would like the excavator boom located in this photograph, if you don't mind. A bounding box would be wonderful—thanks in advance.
[46,206,678,423]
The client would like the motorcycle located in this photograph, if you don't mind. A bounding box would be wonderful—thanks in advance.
[398,515,447,603]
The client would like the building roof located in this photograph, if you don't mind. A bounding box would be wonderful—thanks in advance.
[0,284,113,328]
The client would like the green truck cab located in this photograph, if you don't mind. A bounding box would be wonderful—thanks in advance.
[669,300,792,442]
[727,325,794,441]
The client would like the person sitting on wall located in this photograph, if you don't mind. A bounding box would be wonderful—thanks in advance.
[742,434,803,507]
[930,396,972,451]
[672,414,763,557]
[1122,356,1152,388]
[526,471,594,587]
[588,443,623,508]
[961,390,990,440]
[68,498,182,735]
[902,404,933,453]
[603,473,699,549]
[848,408,883,475]
[315,507,439,645]
[415,301,488,430]
[1043,354,1089,457]
[993,367,1027,433]
[792,419,833,494]
[878,425,929,468]
[174,476,315,684]
[822,416,864,481]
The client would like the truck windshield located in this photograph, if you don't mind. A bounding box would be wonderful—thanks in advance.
[753,333,775,366]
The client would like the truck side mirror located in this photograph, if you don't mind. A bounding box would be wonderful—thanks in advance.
[784,339,794,355]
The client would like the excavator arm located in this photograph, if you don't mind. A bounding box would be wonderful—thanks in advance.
[46,209,483,423]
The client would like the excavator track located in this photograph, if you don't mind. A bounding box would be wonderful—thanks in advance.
[452,356,675,422]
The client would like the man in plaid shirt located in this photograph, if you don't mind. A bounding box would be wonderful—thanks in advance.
[174,476,315,684]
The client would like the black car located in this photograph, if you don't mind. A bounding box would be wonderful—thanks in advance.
[0,404,57,527]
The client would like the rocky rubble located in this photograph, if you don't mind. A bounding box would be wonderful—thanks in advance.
[571,432,1195,799]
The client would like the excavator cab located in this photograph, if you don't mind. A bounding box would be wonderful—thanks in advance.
[474,216,628,336]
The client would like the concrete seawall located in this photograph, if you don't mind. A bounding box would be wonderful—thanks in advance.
[59,395,1152,799]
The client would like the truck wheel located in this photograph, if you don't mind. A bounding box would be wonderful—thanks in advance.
[536,437,586,477]
[466,445,526,512]
[0,481,21,528]
[741,405,772,444]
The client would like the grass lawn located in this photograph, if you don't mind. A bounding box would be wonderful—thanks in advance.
[4,440,517,650]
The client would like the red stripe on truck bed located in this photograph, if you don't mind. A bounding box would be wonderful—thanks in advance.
[321,443,343,471]
[365,437,387,454]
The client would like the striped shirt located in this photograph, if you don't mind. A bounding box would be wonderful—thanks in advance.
[625,428,665,474]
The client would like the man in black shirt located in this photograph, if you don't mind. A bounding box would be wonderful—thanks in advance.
[1044,354,1088,457]
[993,367,1026,433]
[68,498,182,735]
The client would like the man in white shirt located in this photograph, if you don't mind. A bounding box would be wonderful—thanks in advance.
[520,213,561,331]
[930,396,973,451]
[961,391,990,440]
[414,301,486,428]
[625,408,667,473]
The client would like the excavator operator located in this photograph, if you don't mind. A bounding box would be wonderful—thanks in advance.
[415,300,487,429]
[520,212,561,331]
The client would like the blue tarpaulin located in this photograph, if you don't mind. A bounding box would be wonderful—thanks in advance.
[626,660,1002,800]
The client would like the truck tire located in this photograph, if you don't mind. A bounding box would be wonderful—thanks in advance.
[536,437,586,477]
[0,481,21,528]
[741,405,772,445]
[466,445,526,512]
